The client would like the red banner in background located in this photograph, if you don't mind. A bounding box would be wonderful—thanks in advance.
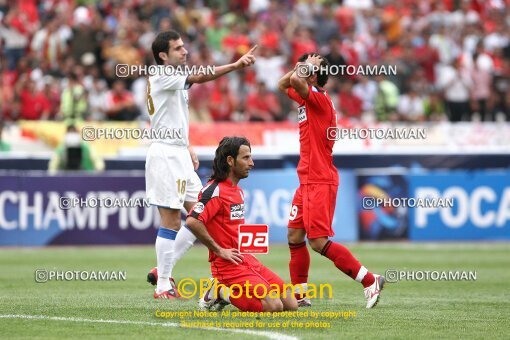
[189,122,297,146]
[15,120,510,154]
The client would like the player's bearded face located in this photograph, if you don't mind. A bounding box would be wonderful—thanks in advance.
[166,39,188,66]
[233,146,254,179]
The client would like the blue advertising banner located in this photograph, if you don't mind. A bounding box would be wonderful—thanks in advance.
[0,169,357,246]
[357,174,408,240]
[408,171,510,240]
[0,174,159,246]
[242,169,357,243]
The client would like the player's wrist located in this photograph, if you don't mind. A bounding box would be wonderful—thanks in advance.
[213,246,224,255]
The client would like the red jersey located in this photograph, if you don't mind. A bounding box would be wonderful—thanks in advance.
[287,86,338,185]
[189,178,254,263]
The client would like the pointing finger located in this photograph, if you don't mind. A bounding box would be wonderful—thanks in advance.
[248,45,258,54]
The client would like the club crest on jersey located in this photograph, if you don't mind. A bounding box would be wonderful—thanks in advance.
[230,203,245,220]
[298,106,307,123]
[193,202,205,214]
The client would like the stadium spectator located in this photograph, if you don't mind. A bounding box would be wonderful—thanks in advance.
[60,73,88,125]
[41,77,61,119]
[30,14,71,71]
[70,7,99,65]
[15,76,51,120]
[102,36,142,67]
[245,82,281,122]
[412,32,440,84]
[314,4,339,46]
[205,19,229,52]
[48,125,104,173]
[352,76,378,116]
[467,43,494,121]
[0,6,31,71]
[253,46,285,92]
[188,76,214,123]
[254,23,280,52]
[375,75,400,121]
[207,76,238,122]
[337,81,362,121]
[381,0,404,44]
[105,80,139,121]
[397,87,426,122]
[289,27,317,65]
[437,59,473,122]
[429,25,460,65]
[1,0,510,124]
[221,23,250,60]
[324,38,347,70]
[424,91,447,121]
[88,77,108,121]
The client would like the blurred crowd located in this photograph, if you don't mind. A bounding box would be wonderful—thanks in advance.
[2,0,510,124]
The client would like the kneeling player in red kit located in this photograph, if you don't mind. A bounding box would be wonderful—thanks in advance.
[278,53,385,309]
[186,137,298,312]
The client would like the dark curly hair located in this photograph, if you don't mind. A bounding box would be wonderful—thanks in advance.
[298,53,330,87]
[210,136,251,181]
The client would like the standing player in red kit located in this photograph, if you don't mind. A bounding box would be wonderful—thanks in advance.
[186,137,298,312]
[278,54,385,309]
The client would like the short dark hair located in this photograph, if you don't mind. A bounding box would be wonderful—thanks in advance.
[152,30,181,65]
[210,137,251,182]
[298,53,330,87]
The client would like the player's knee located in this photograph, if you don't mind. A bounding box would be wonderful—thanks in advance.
[309,238,328,253]
[158,209,181,228]
[287,229,305,244]
[161,218,180,229]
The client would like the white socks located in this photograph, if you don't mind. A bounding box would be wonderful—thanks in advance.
[355,266,368,283]
[168,226,197,278]
[155,227,177,294]
[155,226,197,294]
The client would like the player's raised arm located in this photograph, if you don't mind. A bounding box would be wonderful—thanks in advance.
[187,45,258,84]
[290,54,324,99]
[185,216,244,265]
[278,68,295,94]
[289,63,310,99]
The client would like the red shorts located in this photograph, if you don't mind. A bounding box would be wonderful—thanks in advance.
[211,255,285,298]
[288,184,338,239]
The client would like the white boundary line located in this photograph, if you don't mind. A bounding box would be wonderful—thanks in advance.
[0,314,298,340]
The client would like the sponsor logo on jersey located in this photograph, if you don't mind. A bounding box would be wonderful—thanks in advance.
[238,224,269,254]
[230,203,245,220]
[193,202,205,214]
[298,106,307,123]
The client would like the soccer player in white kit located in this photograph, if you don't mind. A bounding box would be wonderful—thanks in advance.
[145,30,257,299]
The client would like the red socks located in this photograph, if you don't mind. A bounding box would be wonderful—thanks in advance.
[321,240,375,288]
[289,241,310,284]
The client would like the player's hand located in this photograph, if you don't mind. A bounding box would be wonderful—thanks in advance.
[234,45,258,69]
[216,248,244,265]
[306,54,323,67]
[188,146,199,170]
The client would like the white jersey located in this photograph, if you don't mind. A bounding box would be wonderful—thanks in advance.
[147,74,191,146]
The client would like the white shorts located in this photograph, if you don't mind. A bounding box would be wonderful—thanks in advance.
[145,142,202,209]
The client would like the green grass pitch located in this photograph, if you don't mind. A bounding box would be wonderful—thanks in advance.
[1,243,509,339]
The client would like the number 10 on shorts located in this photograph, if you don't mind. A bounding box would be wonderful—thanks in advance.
[238,224,269,254]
